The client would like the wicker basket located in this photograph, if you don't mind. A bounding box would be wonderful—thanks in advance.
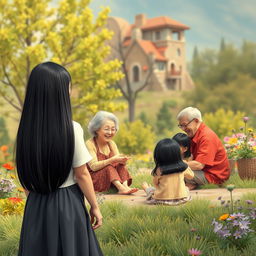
[237,158,256,180]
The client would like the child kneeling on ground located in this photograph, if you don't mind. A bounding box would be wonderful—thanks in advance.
[142,138,194,206]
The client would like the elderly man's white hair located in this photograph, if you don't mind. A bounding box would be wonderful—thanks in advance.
[177,107,202,122]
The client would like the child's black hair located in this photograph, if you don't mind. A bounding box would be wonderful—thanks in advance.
[172,133,191,159]
[151,138,188,176]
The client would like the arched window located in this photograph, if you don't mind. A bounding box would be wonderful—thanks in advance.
[133,66,140,82]
[171,63,175,73]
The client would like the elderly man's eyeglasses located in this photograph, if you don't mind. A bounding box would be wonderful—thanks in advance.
[178,119,195,129]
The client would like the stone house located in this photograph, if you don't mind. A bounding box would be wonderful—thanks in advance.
[106,14,194,91]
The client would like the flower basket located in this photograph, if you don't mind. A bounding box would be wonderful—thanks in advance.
[237,158,256,180]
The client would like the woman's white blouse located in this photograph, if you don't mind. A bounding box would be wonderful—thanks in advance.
[60,121,92,188]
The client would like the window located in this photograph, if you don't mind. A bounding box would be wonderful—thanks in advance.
[133,66,140,82]
[177,48,181,56]
[155,31,161,40]
[157,62,165,71]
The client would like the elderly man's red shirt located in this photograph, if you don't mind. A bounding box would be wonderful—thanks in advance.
[191,123,230,184]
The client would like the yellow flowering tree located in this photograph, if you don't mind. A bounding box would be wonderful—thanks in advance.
[0,0,125,123]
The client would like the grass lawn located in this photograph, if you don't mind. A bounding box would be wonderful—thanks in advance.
[1,192,256,256]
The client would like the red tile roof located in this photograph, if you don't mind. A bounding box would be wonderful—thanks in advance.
[137,40,167,61]
[141,16,190,31]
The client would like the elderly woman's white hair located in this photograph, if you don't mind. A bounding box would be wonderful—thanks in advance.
[88,111,119,137]
[177,107,202,122]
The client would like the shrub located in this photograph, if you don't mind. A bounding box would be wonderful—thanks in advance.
[203,109,245,139]
[114,120,155,155]
[156,101,174,134]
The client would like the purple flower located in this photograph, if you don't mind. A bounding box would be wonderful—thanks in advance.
[221,200,225,205]
[249,210,256,220]
[245,200,253,205]
[239,220,251,230]
[232,212,245,218]
[233,230,243,239]
[213,222,223,233]
[243,116,249,122]
[188,248,202,256]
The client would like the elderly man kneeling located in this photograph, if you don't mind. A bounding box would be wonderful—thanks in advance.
[177,107,230,190]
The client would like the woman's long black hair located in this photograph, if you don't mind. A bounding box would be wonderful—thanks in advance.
[16,62,74,193]
[151,138,188,176]
[172,133,191,159]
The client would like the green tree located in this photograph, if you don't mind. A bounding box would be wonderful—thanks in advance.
[185,40,256,117]
[156,101,174,134]
[0,0,125,123]
[138,111,150,126]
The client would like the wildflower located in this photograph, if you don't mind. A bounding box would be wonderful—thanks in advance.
[226,184,235,192]
[0,145,8,152]
[10,174,16,179]
[232,212,245,218]
[219,214,229,221]
[18,187,25,192]
[219,229,231,238]
[190,228,197,232]
[221,200,225,205]
[188,248,202,256]
[217,196,222,200]
[249,210,256,220]
[248,128,253,133]
[245,200,253,205]
[0,179,16,193]
[8,197,23,203]
[243,116,249,123]
[2,163,15,170]
[233,230,243,239]
[195,235,201,240]
[239,220,251,230]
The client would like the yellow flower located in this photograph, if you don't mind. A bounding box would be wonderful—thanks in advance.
[248,128,253,133]
[10,174,16,179]
[18,187,25,192]
[228,137,238,145]
[219,214,229,221]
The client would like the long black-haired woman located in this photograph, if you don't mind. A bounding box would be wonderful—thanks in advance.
[16,62,103,256]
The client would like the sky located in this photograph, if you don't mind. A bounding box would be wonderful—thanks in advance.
[89,0,256,61]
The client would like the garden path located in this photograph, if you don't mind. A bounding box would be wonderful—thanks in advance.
[100,188,256,206]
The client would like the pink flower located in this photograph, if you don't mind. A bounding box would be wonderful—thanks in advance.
[188,248,202,256]
[243,116,249,122]
[223,136,230,142]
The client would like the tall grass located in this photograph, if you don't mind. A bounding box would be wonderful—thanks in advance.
[96,195,256,256]
[1,193,256,255]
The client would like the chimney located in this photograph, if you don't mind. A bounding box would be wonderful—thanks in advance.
[135,14,146,27]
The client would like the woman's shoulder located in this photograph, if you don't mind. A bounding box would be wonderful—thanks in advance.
[85,137,95,146]
[72,120,83,133]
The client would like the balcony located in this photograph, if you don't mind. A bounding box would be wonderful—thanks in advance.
[167,70,181,78]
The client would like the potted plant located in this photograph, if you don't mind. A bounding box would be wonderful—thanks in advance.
[233,117,256,180]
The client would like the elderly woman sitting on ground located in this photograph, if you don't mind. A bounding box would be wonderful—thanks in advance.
[86,111,138,195]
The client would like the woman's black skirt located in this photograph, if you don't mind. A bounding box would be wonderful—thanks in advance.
[18,184,103,256]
